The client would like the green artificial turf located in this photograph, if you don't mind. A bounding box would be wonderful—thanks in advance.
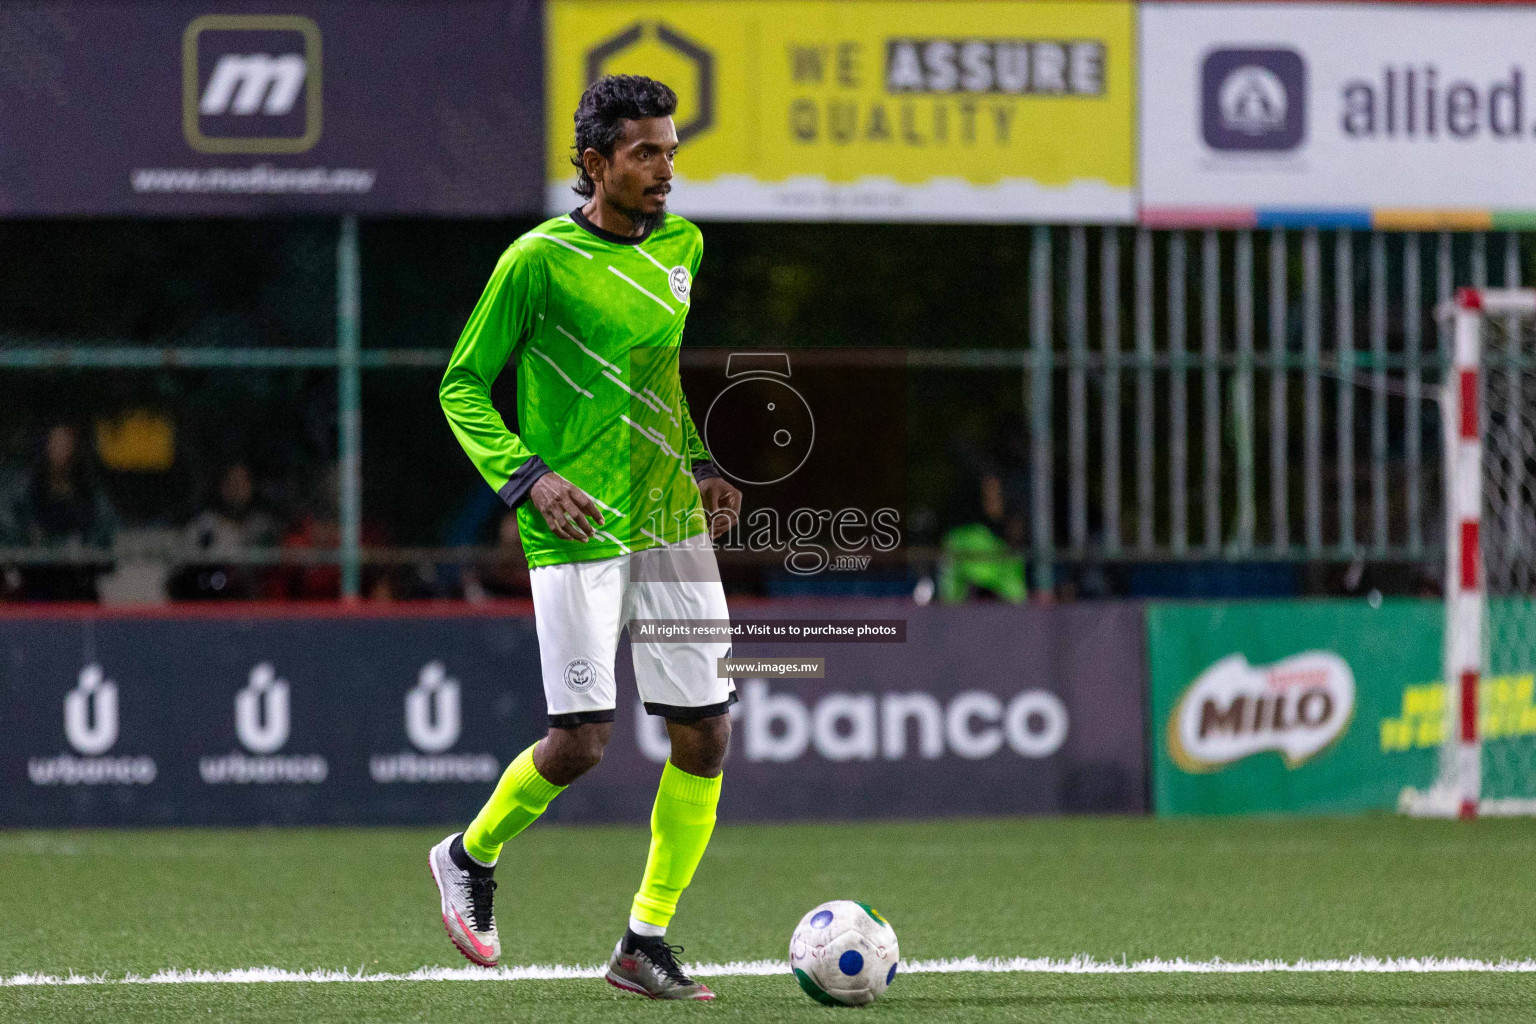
[5,975,1536,1024]
[2,817,1534,1022]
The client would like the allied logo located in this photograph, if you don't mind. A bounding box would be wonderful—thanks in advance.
[182,14,323,154]
[585,22,714,144]
[668,265,692,303]
[1201,48,1306,152]
[563,657,597,694]
[1168,651,1354,772]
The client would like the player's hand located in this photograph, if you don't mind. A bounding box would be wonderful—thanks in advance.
[698,476,741,538]
[530,472,604,542]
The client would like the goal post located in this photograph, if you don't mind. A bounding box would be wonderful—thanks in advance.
[1402,287,1536,818]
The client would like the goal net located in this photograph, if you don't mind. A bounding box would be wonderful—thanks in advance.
[1402,288,1536,818]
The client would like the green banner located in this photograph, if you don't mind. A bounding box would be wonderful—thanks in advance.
[1147,599,1443,815]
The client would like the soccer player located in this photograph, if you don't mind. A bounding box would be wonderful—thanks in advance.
[429,75,743,1002]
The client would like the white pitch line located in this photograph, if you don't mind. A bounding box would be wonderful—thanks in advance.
[7,956,1536,987]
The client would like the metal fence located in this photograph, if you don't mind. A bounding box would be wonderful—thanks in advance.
[0,222,1525,596]
[1017,226,1525,589]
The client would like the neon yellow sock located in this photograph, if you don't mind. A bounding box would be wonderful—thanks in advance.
[629,761,722,930]
[462,742,566,865]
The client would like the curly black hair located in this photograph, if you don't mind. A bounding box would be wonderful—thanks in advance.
[571,75,678,199]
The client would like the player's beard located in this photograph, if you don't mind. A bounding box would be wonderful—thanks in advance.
[619,194,667,236]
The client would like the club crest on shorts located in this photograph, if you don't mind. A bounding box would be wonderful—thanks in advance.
[563,658,596,694]
[668,265,691,303]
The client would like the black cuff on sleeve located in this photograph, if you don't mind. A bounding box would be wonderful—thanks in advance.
[691,459,724,483]
[497,456,552,510]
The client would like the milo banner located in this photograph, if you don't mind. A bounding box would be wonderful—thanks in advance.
[0,1,543,215]
[546,1,1136,221]
[1147,600,1446,815]
[0,601,1146,827]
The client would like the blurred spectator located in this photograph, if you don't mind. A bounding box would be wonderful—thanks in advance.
[168,462,277,601]
[276,463,390,600]
[0,423,118,601]
[996,412,1032,551]
[462,510,531,601]
[938,471,1027,604]
[432,484,504,599]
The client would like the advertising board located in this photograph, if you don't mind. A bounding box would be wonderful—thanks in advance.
[0,1,544,215]
[0,602,1147,826]
[548,1,1136,222]
[1140,3,1536,228]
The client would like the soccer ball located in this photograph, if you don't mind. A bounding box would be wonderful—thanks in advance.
[789,899,899,1006]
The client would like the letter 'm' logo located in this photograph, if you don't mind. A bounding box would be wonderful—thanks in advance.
[1168,651,1354,772]
[406,661,462,754]
[183,15,322,154]
[201,55,306,116]
[64,663,118,756]
[236,662,291,754]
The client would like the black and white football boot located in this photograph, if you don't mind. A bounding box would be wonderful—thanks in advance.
[604,931,715,1000]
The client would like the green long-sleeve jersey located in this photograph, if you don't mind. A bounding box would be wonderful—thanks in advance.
[439,208,716,568]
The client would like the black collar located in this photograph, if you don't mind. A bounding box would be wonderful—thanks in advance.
[570,205,659,246]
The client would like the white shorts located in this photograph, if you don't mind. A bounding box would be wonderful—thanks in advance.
[530,533,735,727]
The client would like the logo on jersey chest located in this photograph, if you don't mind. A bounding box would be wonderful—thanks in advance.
[668,265,692,303]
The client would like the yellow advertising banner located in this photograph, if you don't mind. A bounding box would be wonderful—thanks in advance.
[547,1,1135,221]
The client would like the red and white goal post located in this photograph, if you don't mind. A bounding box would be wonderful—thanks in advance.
[1402,287,1536,818]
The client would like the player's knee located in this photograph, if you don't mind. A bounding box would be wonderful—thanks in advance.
[699,716,731,767]
[543,722,612,781]
[571,723,612,770]
[668,714,731,774]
